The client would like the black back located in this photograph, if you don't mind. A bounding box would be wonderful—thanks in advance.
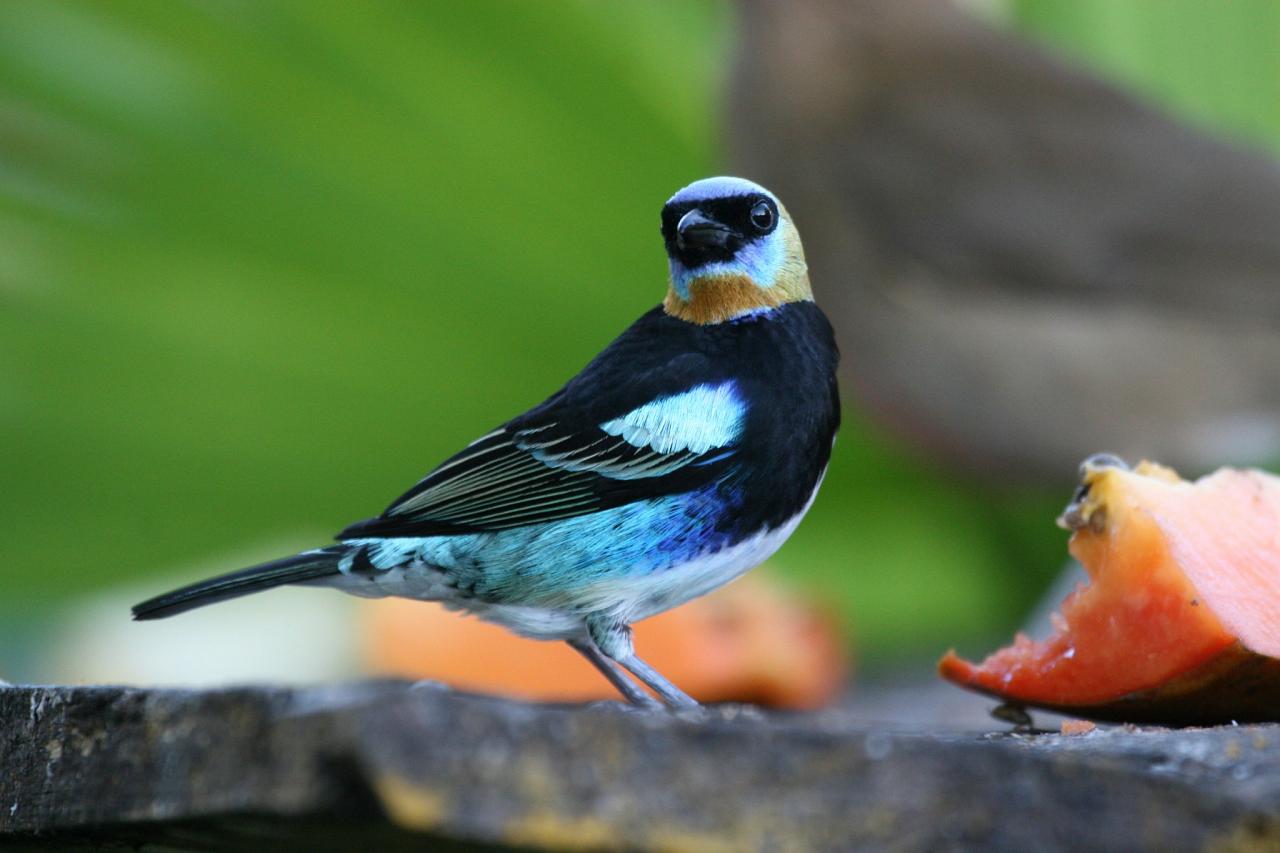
[339,302,839,541]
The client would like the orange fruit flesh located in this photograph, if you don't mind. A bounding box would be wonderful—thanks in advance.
[360,573,849,709]
[941,462,1280,714]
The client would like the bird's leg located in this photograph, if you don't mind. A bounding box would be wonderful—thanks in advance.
[566,637,661,709]
[587,618,700,709]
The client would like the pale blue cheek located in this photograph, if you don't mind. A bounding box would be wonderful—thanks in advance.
[670,232,786,298]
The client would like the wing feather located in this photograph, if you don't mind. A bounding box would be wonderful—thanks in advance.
[338,380,746,539]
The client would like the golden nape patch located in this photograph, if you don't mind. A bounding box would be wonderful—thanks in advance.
[664,270,813,325]
[664,274,788,325]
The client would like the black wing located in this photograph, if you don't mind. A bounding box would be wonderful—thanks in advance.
[337,414,737,539]
[337,317,746,541]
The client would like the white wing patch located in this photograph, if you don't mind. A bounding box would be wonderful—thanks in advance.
[599,382,746,455]
[521,432,707,481]
[379,384,749,527]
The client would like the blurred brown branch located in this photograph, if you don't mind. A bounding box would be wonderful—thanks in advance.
[731,0,1280,481]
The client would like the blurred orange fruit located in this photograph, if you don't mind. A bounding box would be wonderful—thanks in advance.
[360,573,848,709]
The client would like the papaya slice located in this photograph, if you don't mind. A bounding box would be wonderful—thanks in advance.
[940,455,1280,725]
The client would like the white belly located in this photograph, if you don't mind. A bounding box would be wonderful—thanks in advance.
[473,473,824,640]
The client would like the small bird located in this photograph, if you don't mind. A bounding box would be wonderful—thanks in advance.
[133,177,840,709]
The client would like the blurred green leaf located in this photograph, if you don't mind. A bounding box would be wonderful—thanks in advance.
[0,0,726,599]
[0,0,1095,670]
[1011,0,1280,152]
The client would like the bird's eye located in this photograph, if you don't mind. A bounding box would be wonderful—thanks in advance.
[749,201,775,232]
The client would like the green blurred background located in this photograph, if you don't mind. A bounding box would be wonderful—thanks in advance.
[4,0,1279,677]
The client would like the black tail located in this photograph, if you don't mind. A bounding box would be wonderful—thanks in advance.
[131,547,345,620]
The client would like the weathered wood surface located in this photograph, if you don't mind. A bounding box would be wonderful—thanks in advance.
[3,683,1280,851]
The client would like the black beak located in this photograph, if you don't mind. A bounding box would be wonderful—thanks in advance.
[677,209,737,250]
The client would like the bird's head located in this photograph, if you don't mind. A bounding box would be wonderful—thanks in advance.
[660,176,811,325]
